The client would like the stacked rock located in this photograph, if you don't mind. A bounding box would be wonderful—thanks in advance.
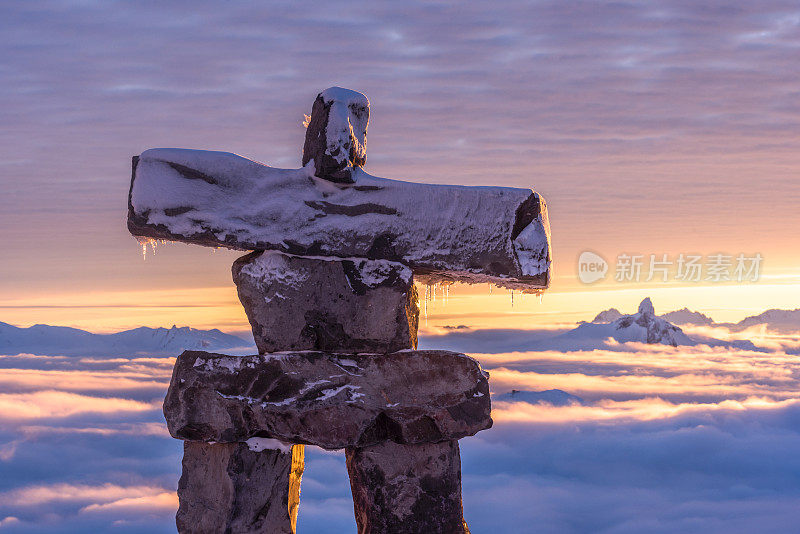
[128,87,551,533]
[165,252,490,533]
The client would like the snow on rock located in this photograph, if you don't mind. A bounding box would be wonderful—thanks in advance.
[193,354,245,373]
[238,251,309,290]
[512,210,551,277]
[233,251,418,354]
[349,258,412,288]
[245,437,293,453]
[319,87,369,166]
[302,87,369,183]
[128,148,551,290]
[164,349,491,449]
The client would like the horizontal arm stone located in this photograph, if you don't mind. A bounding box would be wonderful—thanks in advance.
[163,350,492,450]
[128,149,551,289]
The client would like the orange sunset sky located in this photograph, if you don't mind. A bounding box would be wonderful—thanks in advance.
[1,1,799,334]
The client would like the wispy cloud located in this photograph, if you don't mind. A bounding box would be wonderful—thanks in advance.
[2,483,171,507]
[0,391,158,421]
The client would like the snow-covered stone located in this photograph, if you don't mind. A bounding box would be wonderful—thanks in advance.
[346,440,469,534]
[127,148,550,289]
[177,441,304,534]
[233,251,418,353]
[163,350,492,449]
[302,87,369,183]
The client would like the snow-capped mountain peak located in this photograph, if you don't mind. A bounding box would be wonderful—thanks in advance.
[638,297,655,316]
[592,308,624,324]
[660,308,714,326]
[573,298,693,347]
[611,298,691,347]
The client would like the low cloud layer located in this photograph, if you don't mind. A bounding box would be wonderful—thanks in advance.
[1,324,799,532]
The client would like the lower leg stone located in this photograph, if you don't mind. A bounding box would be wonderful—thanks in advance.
[177,441,304,534]
[346,440,470,534]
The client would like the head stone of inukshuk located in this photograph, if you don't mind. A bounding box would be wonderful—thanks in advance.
[302,87,369,184]
[127,86,552,534]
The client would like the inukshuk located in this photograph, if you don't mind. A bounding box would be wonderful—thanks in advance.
[127,87,552,534]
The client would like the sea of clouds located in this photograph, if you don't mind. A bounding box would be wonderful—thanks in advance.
[1,321,799,533]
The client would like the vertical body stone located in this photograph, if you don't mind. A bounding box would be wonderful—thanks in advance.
[231,249,472,533]
[233,251,418,353]
[346,440,470,534]
[177,441,304,534]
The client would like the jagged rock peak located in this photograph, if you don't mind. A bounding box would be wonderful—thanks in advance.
[614,298,689,347]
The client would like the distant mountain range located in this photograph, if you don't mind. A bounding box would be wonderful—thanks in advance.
[592,304,800,334]
[0,322,252,356]
[573,298,693,347]
[424,297,770,353]
[6,298,795,357]
[495,389,586,407]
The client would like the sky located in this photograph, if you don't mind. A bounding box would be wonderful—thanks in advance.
[1,0,799,333]
[2,2,800,532]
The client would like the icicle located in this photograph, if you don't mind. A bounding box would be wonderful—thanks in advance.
[135,236,154,261]
[511,290,514,307]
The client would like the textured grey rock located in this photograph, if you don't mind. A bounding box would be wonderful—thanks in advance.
[233,251,418,354]
[346,440,470,534]
[164,350,491,449]
[177,441,304,534]
[127,148,551,290]
[302,87,369,183]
